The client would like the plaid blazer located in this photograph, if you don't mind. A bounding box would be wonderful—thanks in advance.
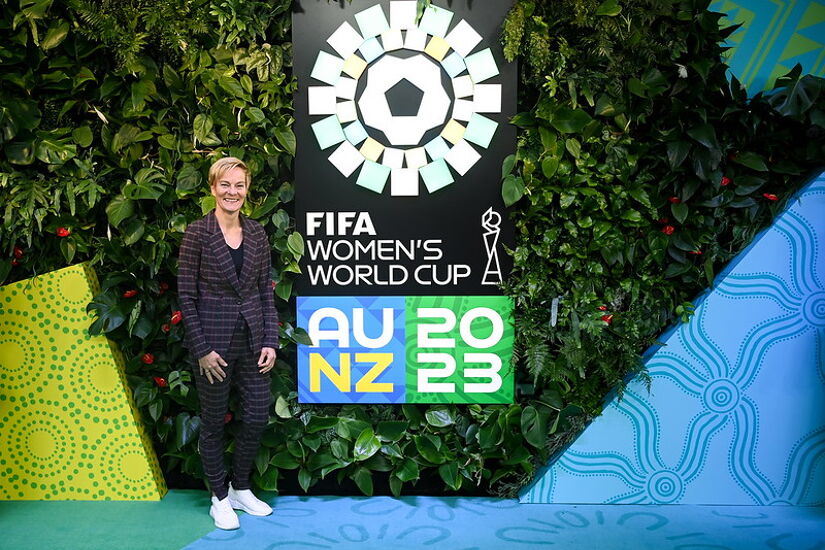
[177,211,279,360]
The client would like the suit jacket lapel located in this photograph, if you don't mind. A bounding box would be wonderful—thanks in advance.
[238,215,259,288]
[205,211,242,294]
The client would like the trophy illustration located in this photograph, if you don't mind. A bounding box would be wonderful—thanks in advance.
[482,207,502,285]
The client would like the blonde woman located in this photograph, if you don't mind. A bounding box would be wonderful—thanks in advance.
[178,157,278,529]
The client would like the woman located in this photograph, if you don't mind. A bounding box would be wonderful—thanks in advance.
[177,157,278,529]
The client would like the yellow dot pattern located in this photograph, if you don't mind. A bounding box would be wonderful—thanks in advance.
[0,264,167,501]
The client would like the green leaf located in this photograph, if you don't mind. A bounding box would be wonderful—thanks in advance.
[35,138,76,165]
[376,421,408,442]
[627,77,646,97]
[59,237,76,263]
[176,164,202,194]
[41,21,69,50]
[193,114,213,143]
[6,141,35,165]
[595,0,622,16]
[287,232,305,257]
[542,156,559,178]
[550,107,593,133]
[502,174,525,206]
[666,141,691,169]
[120,218,145,246]
[275,278,294,301]
[275,395,292,418]
[686,124,718,150]
[414,434,445,464]
[219,76,246,98]
[395,458,420,482]
[247,107,266,123]
[438,461,460,490]
[306,415,339,433]
[270,450,300,469]
[520,405,546,448]
[425,406,455,428]
[671,202,689,224]
[105,195,135,228]
[732,151,769,172]
[298,468,312,492]
[564,138,581,159]
[353,467,374,496]
[353,427,381,461]
[274,126,297,156]
[254,467,279,492]
[501,154,516,178]
[158,134,177,150]
[72,126,93,147]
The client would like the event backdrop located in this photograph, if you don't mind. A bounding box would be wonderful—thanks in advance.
[292,0,517,404]
[520,171,825,505]
[711,0,825,92]
[0,265,166,500]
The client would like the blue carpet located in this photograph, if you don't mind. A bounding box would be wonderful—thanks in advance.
[182,496,825,549]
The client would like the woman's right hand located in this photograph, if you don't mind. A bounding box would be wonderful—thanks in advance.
[198,351,228,384]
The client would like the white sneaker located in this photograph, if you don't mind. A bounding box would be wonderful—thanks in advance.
[228,483,273,516]
[210,495,240,530]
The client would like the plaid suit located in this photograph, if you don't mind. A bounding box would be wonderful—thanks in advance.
[178,210,278,498]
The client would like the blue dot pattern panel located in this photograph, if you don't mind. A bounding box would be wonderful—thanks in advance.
[521,172,825,505]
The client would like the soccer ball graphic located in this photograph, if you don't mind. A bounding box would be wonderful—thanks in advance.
[308,1,502,196]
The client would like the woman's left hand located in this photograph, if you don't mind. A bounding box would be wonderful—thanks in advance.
[258,347,277,373]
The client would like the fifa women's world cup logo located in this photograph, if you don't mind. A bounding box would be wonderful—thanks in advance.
[307,1,503,196]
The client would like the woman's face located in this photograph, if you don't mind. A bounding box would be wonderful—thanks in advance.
[211,166,248,215]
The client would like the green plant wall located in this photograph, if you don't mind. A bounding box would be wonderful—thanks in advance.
[1,0,824,498]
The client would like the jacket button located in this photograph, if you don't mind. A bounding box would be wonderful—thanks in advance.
[236,299,241,305]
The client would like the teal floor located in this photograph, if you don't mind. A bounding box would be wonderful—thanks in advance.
[2,491,823,550]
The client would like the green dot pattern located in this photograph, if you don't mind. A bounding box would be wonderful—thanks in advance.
[0,264,167,501]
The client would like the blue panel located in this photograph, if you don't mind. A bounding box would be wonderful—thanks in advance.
[297,296,406,404]
[521,172,825,505]
[709,0,825,93]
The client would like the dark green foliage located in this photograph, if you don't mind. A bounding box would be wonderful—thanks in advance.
[500,0,825,465]
[2,0,824,498]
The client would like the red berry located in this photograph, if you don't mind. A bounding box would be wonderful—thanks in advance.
[762,193,778,202]
[56,227,71,237]
[662,225,675,235]
[668,197,681,204]
[122,289,138,298]
[141,353,155,365]
[657,218,669,225]
[601,314,614,324]
[159,282,170,290]
[271,280,277,290]
[224,412,233,424]
[161,323,171,333]
[170,310,183,325]
[13,247,23,259]
[720,176,731,186]
[598,305,607,311]
[688,250,703,255]
[153,376,168,388]
[11,259,19,267]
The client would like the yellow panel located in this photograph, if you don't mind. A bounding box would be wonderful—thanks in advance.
[359,137,385,162]
[342,54,367,79]
[0,264,167,500]
[424,36,450,61]
[440,119,466,144]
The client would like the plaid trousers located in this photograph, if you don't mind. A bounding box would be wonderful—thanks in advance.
[193,314,271,499]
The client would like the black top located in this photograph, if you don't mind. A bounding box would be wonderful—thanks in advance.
[228,241,244,278]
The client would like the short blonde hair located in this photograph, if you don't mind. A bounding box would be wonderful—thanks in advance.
[208,157,250,188]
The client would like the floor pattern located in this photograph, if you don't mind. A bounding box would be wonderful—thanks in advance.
[183,495,825,550]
